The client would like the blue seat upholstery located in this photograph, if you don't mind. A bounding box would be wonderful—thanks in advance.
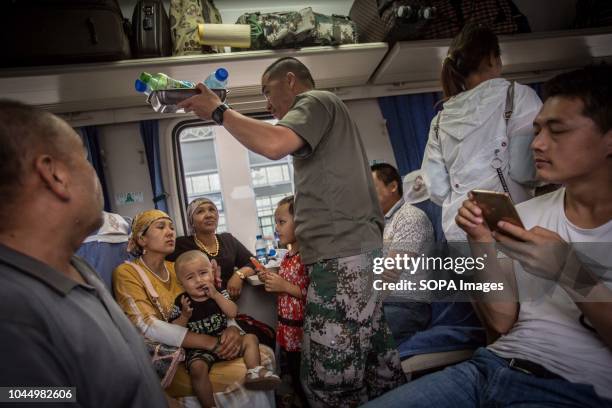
[77,241,130,292]
[397,199,486,359]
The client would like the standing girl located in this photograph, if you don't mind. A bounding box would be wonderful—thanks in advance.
[258,195,309,407]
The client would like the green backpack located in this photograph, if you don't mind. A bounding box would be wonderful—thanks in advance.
[234,7,357,51]
[169,0,223,55]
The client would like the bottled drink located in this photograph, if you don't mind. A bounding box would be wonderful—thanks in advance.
[255,233,267,264]
[137,70,228,114]
[134,79,152,96]
[136,72,196,113]
[266,238,277,260]
[138,72,195,91]
[203,68,229,89]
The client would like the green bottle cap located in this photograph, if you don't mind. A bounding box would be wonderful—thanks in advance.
[139,72,152,83]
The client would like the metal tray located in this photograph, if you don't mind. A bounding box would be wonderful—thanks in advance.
[147,88,228,113]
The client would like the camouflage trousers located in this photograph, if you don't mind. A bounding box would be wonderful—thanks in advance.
[301,250,406,407]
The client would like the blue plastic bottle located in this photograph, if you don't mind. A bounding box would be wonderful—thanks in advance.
[266,238,277,260]
[204,68,229,89]
[255,233,267,265]
[134,79,152,96]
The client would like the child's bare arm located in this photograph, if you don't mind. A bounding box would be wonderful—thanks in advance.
[205,282,238,318]
[213,292,238,318]
[171,314,189,327]
[170,295,192,327]
[283,281,303,299]
[264,273,302,298]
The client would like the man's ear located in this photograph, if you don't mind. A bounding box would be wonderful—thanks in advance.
[390,180,399,194]
[286,72,297,89]
[35,155,70,201]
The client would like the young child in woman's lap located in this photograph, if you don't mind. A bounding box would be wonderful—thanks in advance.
[170,250,280,407]
[257,196,309,407]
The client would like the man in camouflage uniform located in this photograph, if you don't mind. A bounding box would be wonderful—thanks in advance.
[178,56,405,407]
[303,249,405,406]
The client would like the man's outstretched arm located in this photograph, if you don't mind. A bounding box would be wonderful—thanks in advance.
[178,84,304,160]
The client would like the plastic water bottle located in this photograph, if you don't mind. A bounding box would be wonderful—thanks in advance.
[203,68,229,89]
[266,239,277,260]
[138,72,195,91]
[255,233,267,264]
[134,79,152,96]
[136,72,197,113]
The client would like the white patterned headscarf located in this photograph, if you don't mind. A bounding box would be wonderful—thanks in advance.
[186,197,217,235]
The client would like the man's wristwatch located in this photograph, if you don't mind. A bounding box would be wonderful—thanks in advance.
[235,270,246,280]
[211,103,229,126]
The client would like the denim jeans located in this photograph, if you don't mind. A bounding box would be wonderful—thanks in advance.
[383,301,431,345]
[362,348,612,408]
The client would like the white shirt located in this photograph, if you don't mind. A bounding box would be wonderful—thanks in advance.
[488,188,612,400]
[422,78,542,241]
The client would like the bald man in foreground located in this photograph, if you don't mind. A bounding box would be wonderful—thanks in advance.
[0,101,168,407]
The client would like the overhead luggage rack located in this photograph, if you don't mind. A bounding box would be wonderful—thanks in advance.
[0,43,388,114]
[371,27,612,89]
[1,27,612,119]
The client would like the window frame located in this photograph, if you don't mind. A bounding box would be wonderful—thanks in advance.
[172,113,275,235]
[245,121,295,237]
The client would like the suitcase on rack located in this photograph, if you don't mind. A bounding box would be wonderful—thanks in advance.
[2,0,131,68]
[131,0,172,58]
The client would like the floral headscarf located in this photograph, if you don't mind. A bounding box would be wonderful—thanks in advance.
[127,209,172,256]
[186,198,217,235]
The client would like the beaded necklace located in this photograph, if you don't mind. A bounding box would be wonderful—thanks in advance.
[194,234,219,257]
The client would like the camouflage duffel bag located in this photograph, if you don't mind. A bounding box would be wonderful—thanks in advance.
[234,7,357,51]
[170,0,223,55]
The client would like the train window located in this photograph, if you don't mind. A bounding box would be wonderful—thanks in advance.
[174,116,295,239]
[176,125,227,232]
[249,150,294,236]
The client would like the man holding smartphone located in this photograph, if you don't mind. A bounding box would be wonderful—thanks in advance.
[365,64,612,407]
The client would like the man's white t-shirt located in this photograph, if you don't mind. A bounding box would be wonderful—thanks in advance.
[488,188,612,400]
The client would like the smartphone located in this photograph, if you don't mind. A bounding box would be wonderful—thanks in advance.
[470,189,524,231]
[250,257,264,271]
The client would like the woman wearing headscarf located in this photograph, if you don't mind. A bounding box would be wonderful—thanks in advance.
[168,198,257,299]
[168,198,276,349]
[112,209,245,398]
